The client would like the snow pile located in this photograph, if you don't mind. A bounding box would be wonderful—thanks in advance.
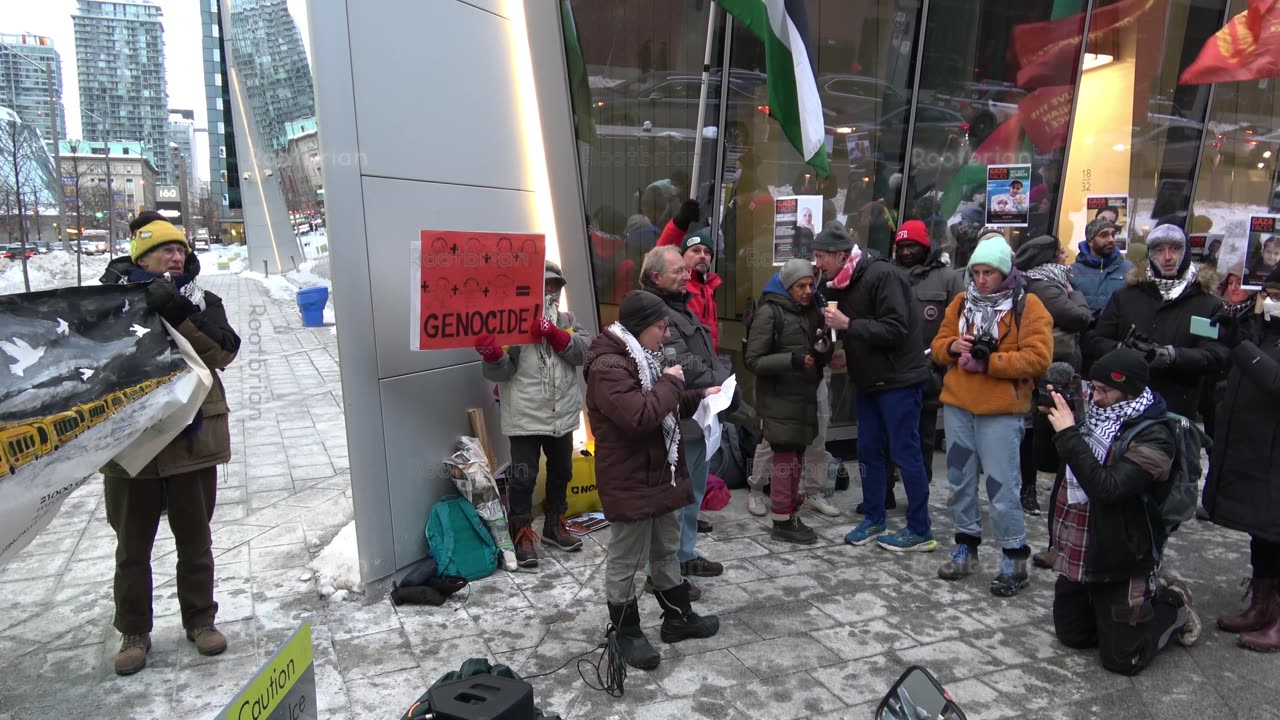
[285,257,330,290]
[309,520,362,601]
[0,251,111,295]
[241,271,301,304]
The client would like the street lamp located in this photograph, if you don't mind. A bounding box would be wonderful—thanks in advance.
[81,108,114,240]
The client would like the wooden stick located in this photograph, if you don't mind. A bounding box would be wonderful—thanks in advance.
[468,407,496,471]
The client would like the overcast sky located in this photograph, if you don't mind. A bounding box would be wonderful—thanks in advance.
[5,0,312,182]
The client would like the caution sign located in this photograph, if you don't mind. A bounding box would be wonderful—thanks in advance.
[412,230,546,351]
[216,622,315,720]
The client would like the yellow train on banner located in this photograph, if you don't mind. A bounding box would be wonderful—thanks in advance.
[0,370,183,475]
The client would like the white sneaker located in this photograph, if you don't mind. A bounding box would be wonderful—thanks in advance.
[747,493,767,517]
[805,495,842,517]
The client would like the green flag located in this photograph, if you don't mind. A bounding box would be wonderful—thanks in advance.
[714,0,829,177]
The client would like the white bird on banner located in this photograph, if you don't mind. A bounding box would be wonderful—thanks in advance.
[56,318,70,336]
[0,337,46,377]
[130,324,151,338]
[79,368,95,381]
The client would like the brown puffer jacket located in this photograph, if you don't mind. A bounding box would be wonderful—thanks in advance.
[584,330,705,522]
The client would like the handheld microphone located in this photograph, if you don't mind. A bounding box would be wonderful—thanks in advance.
[661,347,678,368]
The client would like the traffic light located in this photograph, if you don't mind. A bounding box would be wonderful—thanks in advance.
[95,211,104,219]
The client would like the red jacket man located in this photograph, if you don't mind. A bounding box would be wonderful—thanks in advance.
[657,201,722,351]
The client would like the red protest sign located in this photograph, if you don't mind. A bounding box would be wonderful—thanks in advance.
[415,230,546,351]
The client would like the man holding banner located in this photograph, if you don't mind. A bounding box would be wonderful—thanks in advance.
[100,212,241,676]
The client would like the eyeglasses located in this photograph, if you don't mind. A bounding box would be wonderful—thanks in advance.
[1086,383,1120,396]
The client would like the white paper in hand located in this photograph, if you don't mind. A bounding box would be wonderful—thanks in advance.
[694,374,736,458]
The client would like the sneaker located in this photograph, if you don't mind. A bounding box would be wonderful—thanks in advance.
[805,495,842,517]
[876,527,938,553]
[991,555,1031,597]
[1163,578,1202,647]
[843,519,887,546]
[937,545,977,581]
[1021,492,1041,516]
[185,624,228,656]
[747,493,767,517]
[680,555,723,577]
[114,633,151,676]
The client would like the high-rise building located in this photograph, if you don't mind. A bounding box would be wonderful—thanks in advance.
[0,34,66,150]
[225,0,315,153]
[202,0,240,234]
[167,109,199,200]
[72,0,172,185]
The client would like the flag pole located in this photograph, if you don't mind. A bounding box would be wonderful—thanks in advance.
[689,6,721,195]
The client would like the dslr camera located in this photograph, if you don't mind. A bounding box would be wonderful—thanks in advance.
[1035,378,1082,414]
[968,332,1000,362]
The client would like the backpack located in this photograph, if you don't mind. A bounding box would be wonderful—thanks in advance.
[1113,412,1212,545]
[741,295,784,353]
[425,496,499,581]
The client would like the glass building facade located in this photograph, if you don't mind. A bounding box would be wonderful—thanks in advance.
[562,0,1266,435]
[0,34,66,151]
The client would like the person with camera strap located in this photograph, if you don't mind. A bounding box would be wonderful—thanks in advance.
[931,235,1053,596]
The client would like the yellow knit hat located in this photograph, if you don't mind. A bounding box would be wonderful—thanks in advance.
[130,219,190,261]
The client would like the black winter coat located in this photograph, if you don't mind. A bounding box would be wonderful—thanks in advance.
[1051,397,1176,583]
[645,283,729,439]
[584,331,704,522]
[897,249,966,398]
[834,254,931,392]
[1204,318,1280,542]
[1089,262,1227,418]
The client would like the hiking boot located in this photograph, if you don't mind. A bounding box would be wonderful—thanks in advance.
[1021,491,1041,516]
[541,510,583,552]
[938,545,977,581]
[697,519,713,534]
[509,513,539,568]
[655,580,719,643]
[680,555,723,577]
[644,577,702,602]
[186,624,228,656]
[1163,579,1202,647]
[991,555,1031,597]
[1032,547,1057,570]
[1219,577,1280,633]
[854,494,896,515]
[747,493,767,517]
[114,633,150,676]
[607,598,660,670]
[805,495,842,517]
[844,519,887,546]
[771,514,818,545]
[876,527,938,553]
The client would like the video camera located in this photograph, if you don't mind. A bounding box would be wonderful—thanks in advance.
[1035,361,1085,416]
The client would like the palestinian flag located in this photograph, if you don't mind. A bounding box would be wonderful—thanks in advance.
[715,0,829,177]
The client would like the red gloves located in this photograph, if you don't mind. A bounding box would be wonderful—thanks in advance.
[475,333,503,363]
[535,317,572,352]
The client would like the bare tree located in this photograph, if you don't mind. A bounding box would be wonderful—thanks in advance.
[0,117,54,293]
[197,187,222,239]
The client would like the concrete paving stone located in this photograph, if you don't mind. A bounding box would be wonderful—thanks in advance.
[1035,687,1156,720]
[1,589,114,644]
[568,669,670,719]
[170,655,258,718]
[15,530,80,557]
[252,565,317,600]
[891,602,994,646]
[736,573,828,607]
[333,627,419,681]
[0,550,69,582]
[245,443,287,461]
[737,600,840,640]
[809,590,893,625]
[250,541,312,571]
[727,635,841,679]
[474,606,551,654]
[214,542,251,565]
[313,659,351,716]
[280,486,343,508]
[246,473,296,494]
[290,464,338,482]
[809,652,906,709]
[650,647,757,696]
[694,537,773,563]
[411,635,501,683]
[280,425,317,439]
[701,558,771,586]
[727,669,846,720]
[809,617,920,661]
[522,580,589,620]
[216,485,248,506]
[247,489,294,511]
[623,688,737,720]
[748,548,838,578]
[397,604,483,644]
[212,501,248,522]
[246,461,292,479]
[244,432,285,447]
[458,575,533,615]
[894,639,1006,684]
[964,624,1067,666]
[688,582,762,616]
[211,523,271,551]
[0,576,59,613]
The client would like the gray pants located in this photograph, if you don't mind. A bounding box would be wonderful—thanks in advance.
[606,512,681,604]
[750,371,834,497]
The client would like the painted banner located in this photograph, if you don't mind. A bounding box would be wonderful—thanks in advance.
[1244,215,1280,289]
[412,231,546,351]
[1,285,211,567]
[216,621,316,720]
[985,165,1032,227]
[772,195,823,264]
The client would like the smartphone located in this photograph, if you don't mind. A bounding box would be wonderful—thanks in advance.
[1189,315,1219,339]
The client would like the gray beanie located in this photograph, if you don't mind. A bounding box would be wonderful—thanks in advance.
[618,289,668,336]
[779,258,814,289]
[1085,217,1118,242]
[1146,224,1186,250]
[1013,235,1060,271]
[813,220,853,252]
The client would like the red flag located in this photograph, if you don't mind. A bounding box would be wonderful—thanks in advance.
[1181,0,1280,85]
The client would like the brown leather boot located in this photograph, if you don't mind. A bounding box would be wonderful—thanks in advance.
[114,633,150,676]
[186,624,228,656]
[1219,577,1280,633]
[541,509,583,552]
[509,513,539,568]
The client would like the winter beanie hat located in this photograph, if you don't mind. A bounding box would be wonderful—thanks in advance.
[618,289,669,336]
[968,235,1013,276]
[1013,235,1060,271]
[779,258,814,289]
[681,227,714,257]
[1146,224,1187,253]
[895,220,930,249]
[1085,217,1118,243]
[1090,347,1149,397]
[813,220,854,252]
[130,219,190,262]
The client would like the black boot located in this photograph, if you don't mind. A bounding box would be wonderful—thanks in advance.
[606,598,660,670]
[771,513,817,544]
[655,580,719,643]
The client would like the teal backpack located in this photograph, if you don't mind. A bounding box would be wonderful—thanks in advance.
[425,496,499,581]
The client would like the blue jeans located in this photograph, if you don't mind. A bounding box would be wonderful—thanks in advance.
[943,406,1027,550]
[856,384,931,536]
[677,435,710,563]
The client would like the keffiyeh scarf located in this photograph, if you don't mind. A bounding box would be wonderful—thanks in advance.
[1146,262,1197,302]
[959,281,1015,339]
[825,246,864,291]
[1025,262,1072,290]
[1065,387,1155,504]
[607,322,681,473]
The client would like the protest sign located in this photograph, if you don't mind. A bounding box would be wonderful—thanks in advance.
[1245,215,1280,289]
[773,196,823,264]
[412,231,546,351]
[985,165,1032,227]
[1188,233,1223,262]
[0,285,209,567]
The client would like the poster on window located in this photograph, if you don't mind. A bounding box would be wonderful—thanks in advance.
[411,231,546,351]
[845,132,872,175]
[772,196,823,265]
[1086,195,1131,237]
[1218,232,1252,291]
[1244,215,1280,289]
[985,165,1032,227]
[1188,233,1223,263]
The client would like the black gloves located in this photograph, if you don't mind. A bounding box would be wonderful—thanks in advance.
[1210,306,1243,349]
[145,278,198,327]
[674,199,701,231]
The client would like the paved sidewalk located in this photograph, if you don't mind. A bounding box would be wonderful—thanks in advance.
[1,274,1277,719]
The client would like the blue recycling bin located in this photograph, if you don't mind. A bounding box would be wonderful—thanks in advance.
[296,286,329,327]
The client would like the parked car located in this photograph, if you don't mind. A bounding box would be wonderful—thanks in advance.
[817,74,907,129]
[935,81,1026,143]
[2,243,37,260]
[590,70,767,133]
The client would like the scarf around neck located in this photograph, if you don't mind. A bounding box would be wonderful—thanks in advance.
[124,266,207,311]
[1146,261,1197,302]
[1065,387,1155,504]
[1025,262,1071,290]
[606,322,681,474]
[960,272,1019,338]
[825,246,864,291]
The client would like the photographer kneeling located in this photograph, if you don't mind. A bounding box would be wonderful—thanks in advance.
[1043,348,1201,676]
